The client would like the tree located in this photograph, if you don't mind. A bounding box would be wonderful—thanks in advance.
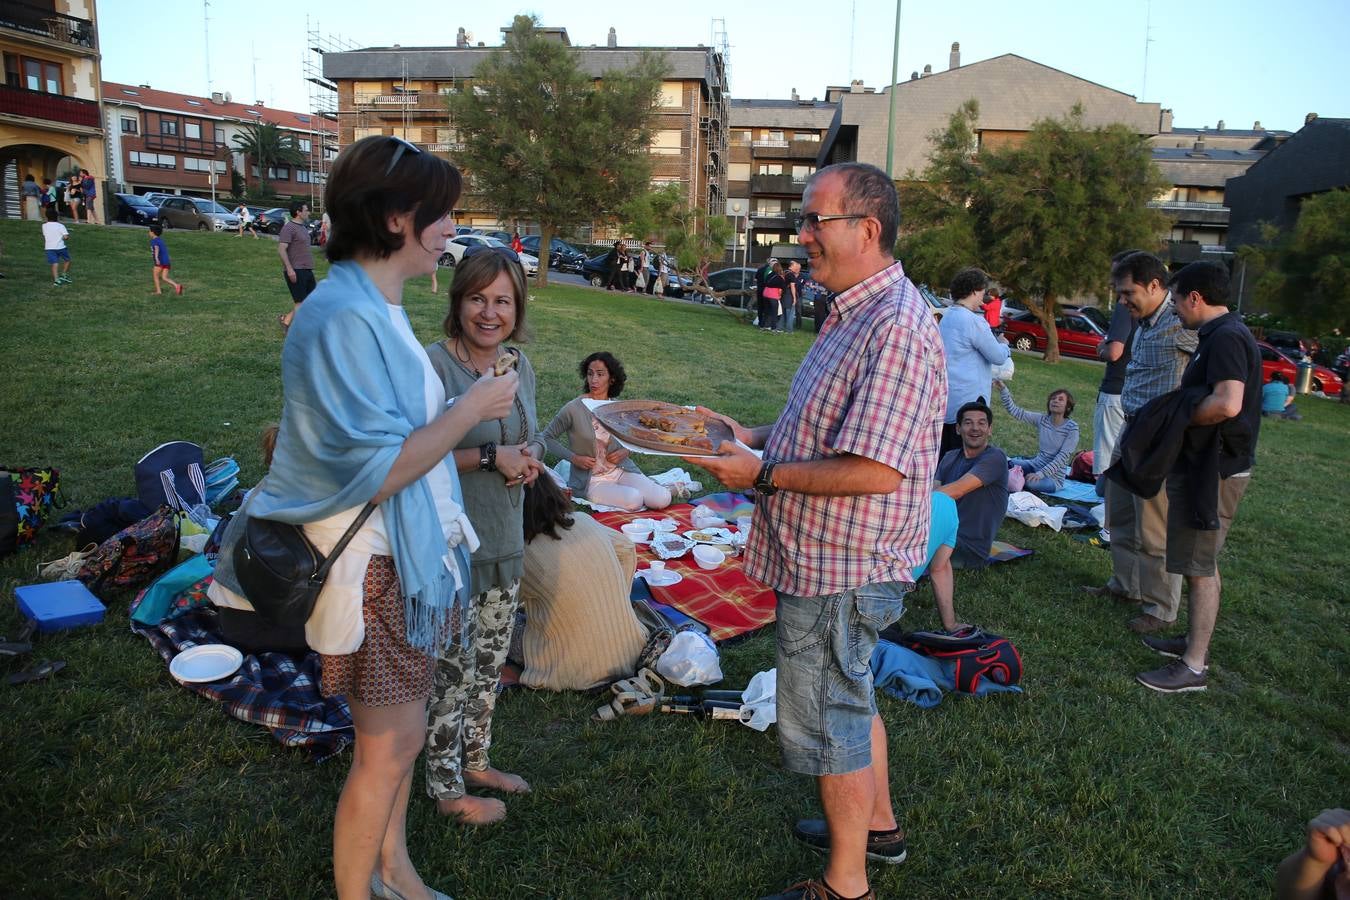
[622,184,737,316]
[1238,189,1350,334]
[448,14,667,286]
[899,102,1168,361]
[232,122,303,201]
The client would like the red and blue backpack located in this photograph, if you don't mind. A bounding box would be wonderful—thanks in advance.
[890,626,1023,694]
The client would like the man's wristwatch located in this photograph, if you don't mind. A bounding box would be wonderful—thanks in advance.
[478,442,497,472]
[753,461,778,496]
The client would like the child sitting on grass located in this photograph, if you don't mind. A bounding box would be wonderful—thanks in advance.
[148,224,183,296]
[42,207,71,286]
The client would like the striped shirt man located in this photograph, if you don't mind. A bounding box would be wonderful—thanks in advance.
[746,260,947,597]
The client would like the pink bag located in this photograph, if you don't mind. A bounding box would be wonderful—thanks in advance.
[762,286,783,301]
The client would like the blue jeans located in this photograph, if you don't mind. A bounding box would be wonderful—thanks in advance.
[782,302,796,333]
[775,581,911,776]
[1009,456,1061,493]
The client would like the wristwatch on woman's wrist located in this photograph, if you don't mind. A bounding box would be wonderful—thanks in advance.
[753,461,778,496]
[478,442,497,472]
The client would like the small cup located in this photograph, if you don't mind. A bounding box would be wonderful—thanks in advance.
[648,560,665,573]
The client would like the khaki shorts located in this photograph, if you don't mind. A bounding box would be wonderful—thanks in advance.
[1165,471,1250,577]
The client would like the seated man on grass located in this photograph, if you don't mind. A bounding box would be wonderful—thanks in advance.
[935,400,1009,569]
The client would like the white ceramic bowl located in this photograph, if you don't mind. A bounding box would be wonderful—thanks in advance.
[621,523,652,542]
[693,545,725,570]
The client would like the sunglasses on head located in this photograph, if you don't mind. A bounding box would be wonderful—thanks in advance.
[462,243,521,264]
[384,136,422,176]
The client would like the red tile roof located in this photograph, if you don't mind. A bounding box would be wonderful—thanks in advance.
[102,81,334,133]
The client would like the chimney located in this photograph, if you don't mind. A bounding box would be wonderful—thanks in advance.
[1217,119,1225,130]
[456,27,468,48]
[910,71,919,81]
[1253,119,1262,130]
[921,63,932,77]
[850,79,864,93]
[1305,112,1318,125]
[210,91,224,104]
[1188,136,1207,156]
[790,87,799,101]
[1159,108,1173,132]
[949,41,961,70]
[138,83,150,89]
[607,26,617,48]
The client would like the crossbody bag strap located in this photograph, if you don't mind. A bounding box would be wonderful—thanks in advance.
[312,502,378,580]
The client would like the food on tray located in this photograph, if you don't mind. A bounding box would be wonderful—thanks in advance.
[687,530,717,542]
[592,401,732,456]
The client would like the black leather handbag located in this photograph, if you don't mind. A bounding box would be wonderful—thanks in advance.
[232,503,377,627]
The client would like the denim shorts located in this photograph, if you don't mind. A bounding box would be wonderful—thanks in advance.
[775,581,911,776]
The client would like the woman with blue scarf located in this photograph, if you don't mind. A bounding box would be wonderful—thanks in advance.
[211,136,517,900]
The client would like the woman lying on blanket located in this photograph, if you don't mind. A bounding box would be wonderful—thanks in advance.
[993,380,1080,493]
[422,249,546,826]
[209,136,519,900]
[540,351,672,512]
[516,474,648,691]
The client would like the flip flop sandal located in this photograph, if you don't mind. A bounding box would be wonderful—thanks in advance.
[593,667,666,722]
[0,641,32,658]
[7,659,65,686]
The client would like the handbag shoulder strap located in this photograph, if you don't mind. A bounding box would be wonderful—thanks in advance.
[313,502,377,580]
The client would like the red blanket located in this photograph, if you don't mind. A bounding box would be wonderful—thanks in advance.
[592,504,776,642]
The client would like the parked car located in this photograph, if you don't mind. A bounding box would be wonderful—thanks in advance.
[439,234,538,276]
[1002,311,1106,359]
[254,207,289,235]
[454,226,480,236]
[1258,341,1343,396]
[519,235,587,273]
[140,192,175,207]
[156,196,240,231]
[112,193,161,226]
[1333,348,1350,380]
[1059,304,1109,332]
[481,230,513,244]
[702,266,758,308]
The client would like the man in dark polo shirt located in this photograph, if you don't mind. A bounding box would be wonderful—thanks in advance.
[277,201,315,331]
[1136,261,1261,693]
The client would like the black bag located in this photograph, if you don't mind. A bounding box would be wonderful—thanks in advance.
[232,503,376,627]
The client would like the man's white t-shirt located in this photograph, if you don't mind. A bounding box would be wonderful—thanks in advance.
[42,222,69,251]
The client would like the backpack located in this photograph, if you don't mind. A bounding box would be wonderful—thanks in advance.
[203,457,240,507]
[884,626,1023,694]
[76,506,180,598]
[0,465,63,556]
[135,441,206,512]
[1069,450,1096,483]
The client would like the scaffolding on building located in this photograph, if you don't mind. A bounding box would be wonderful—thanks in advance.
[702,19,731,218]
[303,18,356,211]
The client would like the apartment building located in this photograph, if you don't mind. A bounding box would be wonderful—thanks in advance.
[103,81,336,204]
[0,0,105,218]
[727,94,836,261]
[322,25,728,235]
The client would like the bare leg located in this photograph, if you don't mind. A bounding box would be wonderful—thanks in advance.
[866,714,897,832]
[333,697,431,900]
[152,267,163,294]
[1182,572,1221,671]
[929,545,965,631]
[51,261,59,283]
[430,270,438,294]
[818,765,875,897]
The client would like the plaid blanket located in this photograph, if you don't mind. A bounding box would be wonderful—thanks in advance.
[593,503,776,642]
[131,605,353,763]
[689,491,756,522]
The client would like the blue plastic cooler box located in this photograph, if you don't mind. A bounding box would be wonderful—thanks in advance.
[14,580,107,632]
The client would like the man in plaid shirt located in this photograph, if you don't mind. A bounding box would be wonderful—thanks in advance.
[689,163,946,900]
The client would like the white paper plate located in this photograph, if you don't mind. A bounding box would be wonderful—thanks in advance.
[683,527,736,544]
[170,644,244,684]
[637,569,684,587]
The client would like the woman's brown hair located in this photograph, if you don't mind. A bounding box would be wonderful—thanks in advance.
[523,475,574,543]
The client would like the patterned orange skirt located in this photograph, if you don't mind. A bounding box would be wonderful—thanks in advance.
[319,555,437,707]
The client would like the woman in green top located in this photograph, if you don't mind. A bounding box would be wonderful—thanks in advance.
[423,249,545,825]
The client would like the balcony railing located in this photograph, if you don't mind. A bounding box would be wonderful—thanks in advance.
[354,92,449,111]
[0,0,97,50]
[750,173,806,195]
[425,142,463,153]
[1149,200,1227,210]
[0,84,100,128]
[752,139,788,149]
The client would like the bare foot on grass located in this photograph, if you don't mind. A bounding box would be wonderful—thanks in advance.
[437,793,506,826]
[464,766,531,794]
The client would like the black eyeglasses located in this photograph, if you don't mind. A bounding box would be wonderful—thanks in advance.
[384,136,422,176]
[793,212,867,232]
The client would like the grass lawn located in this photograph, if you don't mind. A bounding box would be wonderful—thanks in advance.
[0,219,1346,898]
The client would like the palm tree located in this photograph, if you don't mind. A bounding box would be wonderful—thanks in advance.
[232,122,303,201]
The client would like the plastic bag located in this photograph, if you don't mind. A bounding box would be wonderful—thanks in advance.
[655,629,723,686]
[738,668,777,731]
[991,355,1015,381]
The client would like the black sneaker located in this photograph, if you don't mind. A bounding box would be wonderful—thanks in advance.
[1136,659,1207,693]
[1141,635,1209,665]
[792,818,908,865]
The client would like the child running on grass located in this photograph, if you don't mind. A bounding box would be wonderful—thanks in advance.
[148,224,183,295]
[42,207,71,286]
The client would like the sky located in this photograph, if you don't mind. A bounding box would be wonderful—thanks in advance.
[98,0,1347,134]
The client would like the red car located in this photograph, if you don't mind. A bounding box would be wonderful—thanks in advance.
[1002,311,1105,359]
[1257,341,1344,396]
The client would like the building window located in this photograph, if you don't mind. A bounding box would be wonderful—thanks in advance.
[353,127,385,140]
[792,165,814,182]
[651,130,682,155]
[184,122,201,140]
[757,163,783,176]
[297,138,312,153]
[160,119,178,136]
[184,157,227,173]
[120,117,138,134]
[296,169,313,184]
[16,57,62,94]
[215,128,225,145]
[130,151,176,169]
[267,166,290,180]
[793,132,820,142]
[658,82,683,107]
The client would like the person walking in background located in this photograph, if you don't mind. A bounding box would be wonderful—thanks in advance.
[63,178,81,222]
[603,241,624,291]
[41,207,71,287]
[761,260,787,332]
[938,267,1011,456]
[635,241,650,294]
[686,162,946,900]
[39,178,57,217]
[148,224,183,296]
[80,169,98,224]
[994,382,1080,493]
[510,231,524,254]
[1082,251,1197,635]
[234,203,259,239]
[21,174,41,221]
[651,246,668,296]
[277,201,316,331]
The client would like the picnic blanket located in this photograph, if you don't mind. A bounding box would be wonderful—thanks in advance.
[1040,478,1100,504]
[690,491,756,522]
[988,540,1034,564]
[592,503,776,642]
[131,604,353,763]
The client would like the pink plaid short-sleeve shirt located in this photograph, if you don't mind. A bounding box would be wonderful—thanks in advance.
[745,260,947,597]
